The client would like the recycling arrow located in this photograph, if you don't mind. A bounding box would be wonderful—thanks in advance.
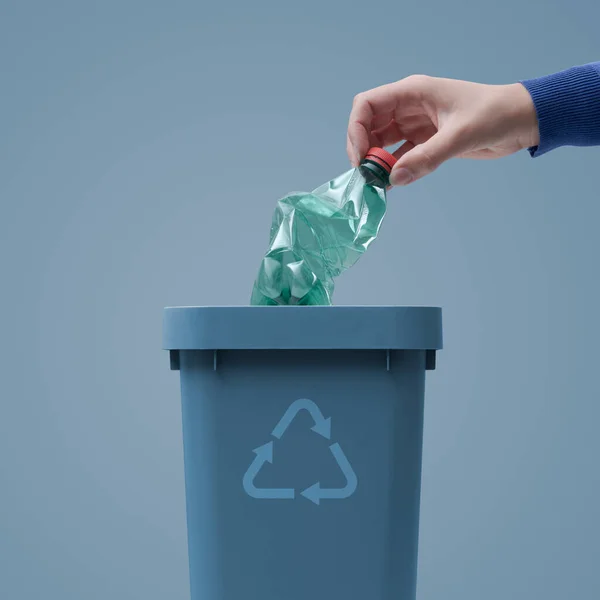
[300,443,358,505]
[271,398,331,440]
[242,441,295,499]
[242,398,357,505]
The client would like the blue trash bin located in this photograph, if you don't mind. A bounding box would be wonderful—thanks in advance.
[163,306,442,600]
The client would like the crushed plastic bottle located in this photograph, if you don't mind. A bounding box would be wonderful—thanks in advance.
[251,147,397,306]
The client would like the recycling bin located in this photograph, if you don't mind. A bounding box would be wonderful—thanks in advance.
[163,306,443,600]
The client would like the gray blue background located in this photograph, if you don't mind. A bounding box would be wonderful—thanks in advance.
[1,1,599,598]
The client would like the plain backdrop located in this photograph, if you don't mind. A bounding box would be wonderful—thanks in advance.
[1,1,599,599]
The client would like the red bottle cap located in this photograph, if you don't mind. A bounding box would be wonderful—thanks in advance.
[364,147,397,173]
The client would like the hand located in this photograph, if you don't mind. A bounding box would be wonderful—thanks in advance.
[347,75,540,186]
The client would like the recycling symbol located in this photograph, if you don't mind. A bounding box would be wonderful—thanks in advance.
[242,398,358,505]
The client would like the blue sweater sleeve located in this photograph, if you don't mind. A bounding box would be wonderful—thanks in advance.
[520,62,600,157]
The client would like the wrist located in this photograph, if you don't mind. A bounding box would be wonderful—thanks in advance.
[504,83,540,150]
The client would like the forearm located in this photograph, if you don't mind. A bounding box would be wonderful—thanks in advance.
[521,62,600,157]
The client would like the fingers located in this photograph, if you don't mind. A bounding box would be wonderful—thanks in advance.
[347,75,431,163]
[392,141,415,161]
[390,128,465,186]
[347,115,372,166]
[347,133,359,167]
[371,120,404,148]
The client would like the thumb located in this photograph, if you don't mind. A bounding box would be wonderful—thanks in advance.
[390,129,463,186]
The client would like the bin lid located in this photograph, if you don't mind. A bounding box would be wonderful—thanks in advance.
[163,306,442,350]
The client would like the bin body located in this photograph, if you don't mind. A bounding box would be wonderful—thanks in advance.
[163,306,442,600]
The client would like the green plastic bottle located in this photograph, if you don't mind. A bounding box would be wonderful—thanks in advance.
[251,147,397,306]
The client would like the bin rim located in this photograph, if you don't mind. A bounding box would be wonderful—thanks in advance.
[163,306,442,351]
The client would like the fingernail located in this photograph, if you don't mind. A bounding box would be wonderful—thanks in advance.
[390,167,413,186]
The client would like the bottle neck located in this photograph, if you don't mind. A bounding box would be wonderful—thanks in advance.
[359,158,390,188]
